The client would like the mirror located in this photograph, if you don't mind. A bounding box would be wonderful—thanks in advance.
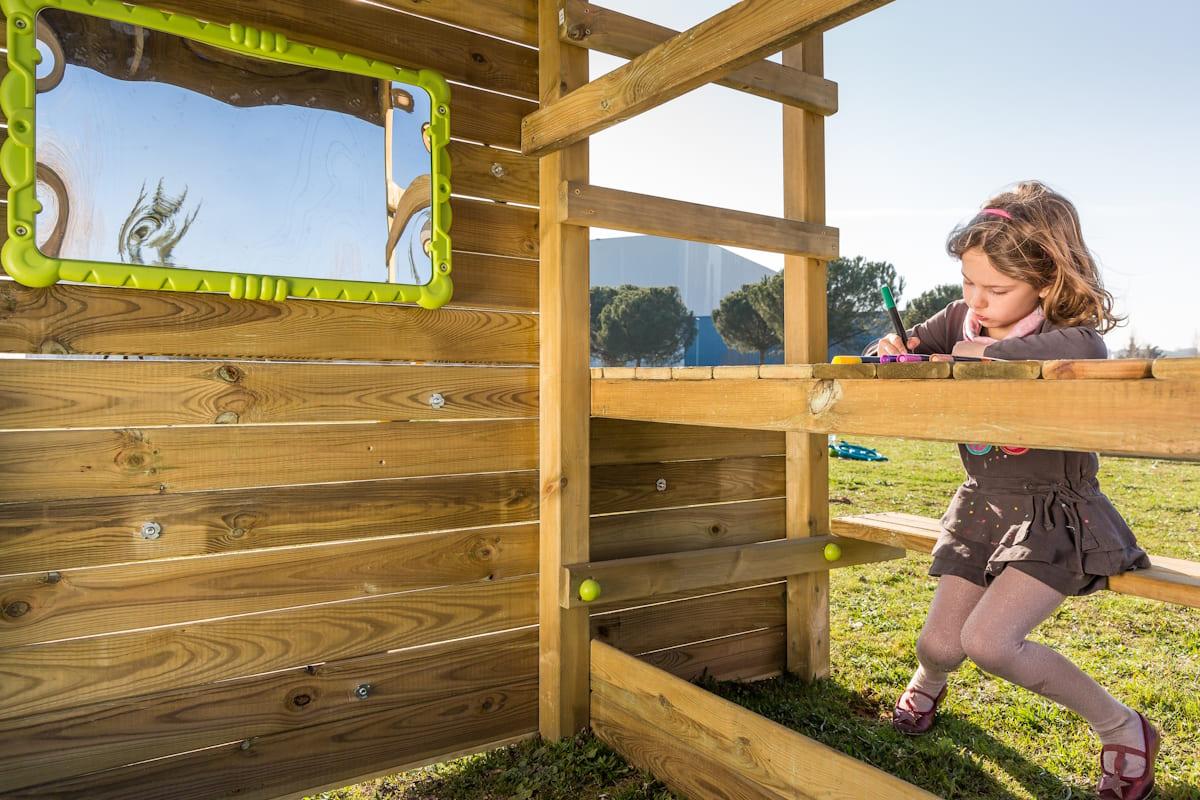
[0,0,453,308]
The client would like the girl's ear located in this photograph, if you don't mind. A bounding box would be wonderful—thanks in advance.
[1038,287,1050,299]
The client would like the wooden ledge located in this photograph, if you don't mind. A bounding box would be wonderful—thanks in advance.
[561,535,903,608]
[832,512,1200,609]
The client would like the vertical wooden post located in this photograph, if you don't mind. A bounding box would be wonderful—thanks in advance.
[782,35,831,680]
[537,0,591,738]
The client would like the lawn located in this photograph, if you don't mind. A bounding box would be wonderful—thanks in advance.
[311,437,1200,800]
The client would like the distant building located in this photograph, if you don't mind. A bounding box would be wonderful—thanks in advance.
[590,235,783,366]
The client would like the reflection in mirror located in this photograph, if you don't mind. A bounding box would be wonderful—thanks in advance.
[32,8,435,285]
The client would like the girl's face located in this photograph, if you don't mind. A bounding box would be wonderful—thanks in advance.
[961,247,1047,332]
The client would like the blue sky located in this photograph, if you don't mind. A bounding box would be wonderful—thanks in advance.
[589,0,1200,351]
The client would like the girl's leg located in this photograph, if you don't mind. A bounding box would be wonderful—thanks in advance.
[902,574,987,711]
[959,567,1146,775]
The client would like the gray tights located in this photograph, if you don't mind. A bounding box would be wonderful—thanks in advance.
[905,569,1145,774]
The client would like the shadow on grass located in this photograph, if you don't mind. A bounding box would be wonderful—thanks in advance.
[700,672,1199,800]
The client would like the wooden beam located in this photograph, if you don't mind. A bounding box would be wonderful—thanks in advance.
[537,0,592,741]
[1042,359,1154,380]
[782,37,830,682]
[521,0,891,156]
[590,376,1200,459]
[559,0,838,115]
[833,513,1200,609]
[559,182,839,259]
[590,640,942,800]
[562,535,902,607]
[1153,357,1200,379]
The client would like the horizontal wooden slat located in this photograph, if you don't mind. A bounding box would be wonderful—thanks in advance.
[564,535,901,607]
[0,283,538,362]
[447,251,537,312]
[450,139,538,205]
[0,522,537,648]
[521,0,890,155]
[0,626,537,792]
[0,359,537,429]
[952,360,1042,379]
[452,83,537,150]
[591,497,785,560]
[151,0,538,99]
[0,574,536,721]
[591,639,940,800]
[454,196,540,258]
[592,376,1200,459]
[362,0,537,46]
[591,418,784,465]
[640,625,785,683]
[561,0,838,114]
[875,361,951,379]
[0,470,538,575]
[12,642,537,799]
[591,455,785,515]
[1152,357,1200,379]
[560,182,839,260]
[1042,358,1154,379]
[833,512,1200,609]
[590,582,784,656]
[0,418,537,503]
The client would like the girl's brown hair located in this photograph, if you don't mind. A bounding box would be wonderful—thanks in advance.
[946,181,1123,332]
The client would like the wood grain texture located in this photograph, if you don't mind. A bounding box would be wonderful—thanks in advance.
[875,361,952,379]
[0,470,537,575]
[834,513,1200,609]
[0,523,537,648]
[0,627,537,792]
[0,283,538,362]
[1152,357,1200,379]
[449,251,537,312]
[559,182,839,259]
[592,377,1200,459]
[453,196,540,258]
[151,0,539,99]
[363,0,537,45]
[449,139,538,205]
[0,574,537,721]
[453,84,537,150]
[560,0,837,114]
[590,455,786,514]
[1042,359,1154,380]
[0,418,537,503]
[521,0,891,155]
[537,0,592,741]
[639,625,786,683]
[952,360,1042,379]
[590,497,786,560]
[591,640,940,800]
[591,418,783,465]
[590,582,785,656]
[563,535,901,607]
[0,359,537,429]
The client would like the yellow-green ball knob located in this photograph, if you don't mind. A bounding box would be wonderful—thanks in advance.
[823,542,842,562]
[579,578,602,603]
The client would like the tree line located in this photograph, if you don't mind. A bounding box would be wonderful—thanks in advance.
[590,256,963,366]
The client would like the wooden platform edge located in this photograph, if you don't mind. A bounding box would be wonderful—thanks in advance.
[831,513,1200,609]
[590,639,942,800]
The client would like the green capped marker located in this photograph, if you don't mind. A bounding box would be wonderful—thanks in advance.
[880,285,910,354]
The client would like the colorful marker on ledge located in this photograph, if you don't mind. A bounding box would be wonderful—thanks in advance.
[880,284,910,354]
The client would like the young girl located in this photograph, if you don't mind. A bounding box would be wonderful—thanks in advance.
[873,181,1159,800]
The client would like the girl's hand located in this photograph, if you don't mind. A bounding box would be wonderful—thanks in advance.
[952,340,989,358]
[877,334,920,355]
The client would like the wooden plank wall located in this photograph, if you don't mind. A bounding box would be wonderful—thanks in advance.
[0,3,543,798]
[0,2,788,796]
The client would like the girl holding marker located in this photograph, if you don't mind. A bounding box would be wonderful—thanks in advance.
[868,181,1157,799]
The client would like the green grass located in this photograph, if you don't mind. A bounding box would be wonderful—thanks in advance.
[311,438,1200,800]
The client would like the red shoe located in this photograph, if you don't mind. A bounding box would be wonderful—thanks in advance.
[892,684,947,736]
[1098,711,1161,800]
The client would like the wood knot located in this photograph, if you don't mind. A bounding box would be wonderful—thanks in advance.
[215,411,240,424]
[808,379,841,415]
[38,339,70,355]
[216,365,242,383]
[288,690,314,708]
[470,51,487,64]
[708,523,726,537]
[3,600,30,618]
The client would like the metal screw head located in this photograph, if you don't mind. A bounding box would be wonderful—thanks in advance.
[490,162,506,178]
[14,225,28,237]
[655,478,667,492]
[14,17,27,28]
[429,393,445,410]
[140,521,163,540]
[354,683,372,700]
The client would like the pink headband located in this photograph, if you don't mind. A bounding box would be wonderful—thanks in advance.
[981,207,1012,220]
